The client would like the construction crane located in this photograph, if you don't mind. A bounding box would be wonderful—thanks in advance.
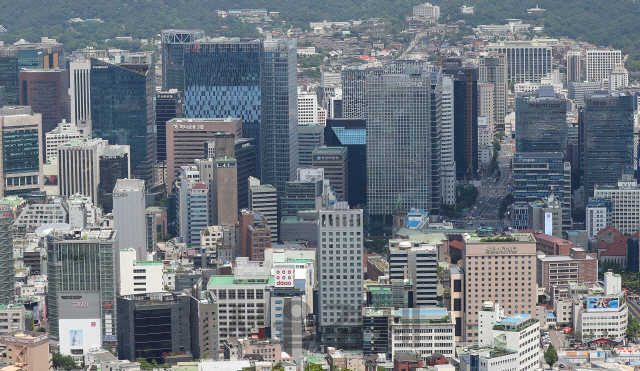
[434,4,455,66]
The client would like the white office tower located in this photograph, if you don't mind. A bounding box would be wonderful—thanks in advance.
[113,179,148,261]
[57,138,107,206]
[477,301,540,371]
[478,301,504,347]
[317,204,364,347]
[119,248,164,295]
[45,120,91,161]
[586,49,622,85]
[441,74,456,205]
[69,60,91,127]
[609,66,629,90]
[298,91,319,125]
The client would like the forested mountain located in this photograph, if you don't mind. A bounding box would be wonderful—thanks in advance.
[2,0,640,67]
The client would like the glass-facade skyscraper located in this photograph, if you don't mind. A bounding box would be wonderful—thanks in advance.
[183,38,298,195]
[515,93,567,155]
[90,57,156,185]
[366,66,439,216]
[161,29,205,92]
[0,208,14,305]
[260,39,299,194]
[581,90,634,198]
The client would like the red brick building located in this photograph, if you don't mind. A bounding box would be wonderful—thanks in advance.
[597,226,639,266]
[533,233,573,255]
[394,352,423,371]
[238,209,271,261]
[536,247,598,300]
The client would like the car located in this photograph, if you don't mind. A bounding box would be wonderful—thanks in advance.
[559,365,565,368]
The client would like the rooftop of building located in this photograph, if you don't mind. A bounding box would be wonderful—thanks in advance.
[394,308,450,322]
[51,228,116,241]
[465,232,534,243]
[537,249,596,261]
[494,313,537,331]
[365,307,394,317]
[533,233,573,245]
[168,117,241,123]
[135,260,164,266]
[394,227,447,245]
[208,275,275,287]
[0,196,24,206]
[59,138,106,148]
[114,179,144,192]
[312,146,347,154]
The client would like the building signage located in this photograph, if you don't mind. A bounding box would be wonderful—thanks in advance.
[517,158,536,163]
[582,295,625,312]
[316,155,340,161]
[72,302,89,308]
[156,94,175,99]
[113,192,128,198]
[485,246,517,254]
[275,264,295,287]
[0,212,11,219]
[173,124,205,130]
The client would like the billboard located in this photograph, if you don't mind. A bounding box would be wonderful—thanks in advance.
[275,265,295,287]
[544,212,553,236]
[583,295,626,311]
[70,330,83,346]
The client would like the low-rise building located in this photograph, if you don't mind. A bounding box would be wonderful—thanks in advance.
[533,233,573,255]
[391,308,456,363]
[536,247,598,300]
[0,331,51,371]
[458,347,518,371]
[119,248,164,295]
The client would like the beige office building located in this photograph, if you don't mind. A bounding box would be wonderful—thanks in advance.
[0,331,51,371]
[462,233,537,342]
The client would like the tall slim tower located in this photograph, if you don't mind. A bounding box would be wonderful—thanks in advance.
[317,205,364,349]
[161,29,205,91]
[113,179,148,261]
[0,207,14,305]
[261,39,299,195]
[342,69,368,118]
[566,51,582,83]
[366,66,437,216]
[478,52,508,128]
[441,75,456,205]
[155,90,182,162]
[69,60,91,126]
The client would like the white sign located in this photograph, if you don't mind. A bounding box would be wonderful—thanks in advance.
[485,246,517,254]
[544,212,553,235]
[173,124,205,130]
[275,265,295,287]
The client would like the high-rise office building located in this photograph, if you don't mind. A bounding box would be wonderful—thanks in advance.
[155,90,183,162]
[388,240,437,306]
[200,132,239,226]
[165,117,242,189]
[566,51,582,83]
[342,69,368,119]
[161,29,205,92]
[478,52,508,127]
[176,172,208,247]
[312,146,348,202]
[69,60,91,126]
[298,92,318,124]
[234,138,257,209]
[0,39,65,106]
[45,120,91,161]
[461,233,537,342]
[260,39,299,195]
[511,152,572,231]
[581,91,634,198]
[478,83,495,129]
[46,228,118,340]
[325,119,367,207]
[57,138,108,206]
[444,67,478,180]
[238,209,272,260]
[515,93,567,155]
[113,179,147,261]
[248,177,278,243]
[586,49,622,84]
[0,106,42,198]
[0,207,14,305]
[19,69,69,140]
[99,145,130,213]
[486,40,552,83]
[298,124,324,168]
[440,75,456,205]
[90,54,155,185]
[366,67,440,216]
[318,205,364,349]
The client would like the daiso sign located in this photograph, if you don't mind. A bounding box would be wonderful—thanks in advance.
[274,265,295,287]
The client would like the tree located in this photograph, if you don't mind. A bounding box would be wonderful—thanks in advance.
[544,344,558,369]
[273,363,285,371]
[305,364,324,371]
[627,314,640,341]
[52,353,77,371]
[377,367,386,371]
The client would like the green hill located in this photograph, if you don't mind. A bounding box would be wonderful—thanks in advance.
[2,0,640,68]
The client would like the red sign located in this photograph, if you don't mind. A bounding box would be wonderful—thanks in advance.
[91,322,96,327]
[103,303,113,308]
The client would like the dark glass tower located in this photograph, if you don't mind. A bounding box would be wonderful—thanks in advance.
[444,67,478,180]
[235,138,257,209]
[184,38,298,195]
[325,118,367,207]
[580,90,634,198]
[161,30,205,92]
[90,57,156,185]
[0,56,18,105]
[515,92,567,155]
[155,90,183,162]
